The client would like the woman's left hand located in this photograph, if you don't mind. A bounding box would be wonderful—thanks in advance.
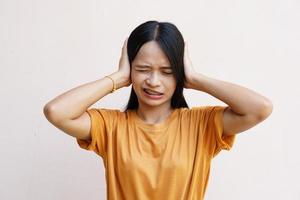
[183,41,197,89]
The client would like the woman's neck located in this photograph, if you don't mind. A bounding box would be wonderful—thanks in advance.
[136,105,174,124]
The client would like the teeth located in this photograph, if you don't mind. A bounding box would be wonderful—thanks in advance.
[145,89,162,95]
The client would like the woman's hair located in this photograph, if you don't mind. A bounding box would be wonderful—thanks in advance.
[124,20,189,111]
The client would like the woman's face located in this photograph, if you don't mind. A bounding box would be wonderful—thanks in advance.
[131,41,177,108]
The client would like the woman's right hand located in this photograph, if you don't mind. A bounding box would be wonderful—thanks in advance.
[117,37,131,87]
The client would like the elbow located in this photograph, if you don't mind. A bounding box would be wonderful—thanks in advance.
[257,99,273,121]
[43,104,50,117]
[43,104,60,123]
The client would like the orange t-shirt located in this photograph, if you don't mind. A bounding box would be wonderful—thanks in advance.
[77,105,236,200]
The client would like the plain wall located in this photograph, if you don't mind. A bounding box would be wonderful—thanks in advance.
[1,0,299,199]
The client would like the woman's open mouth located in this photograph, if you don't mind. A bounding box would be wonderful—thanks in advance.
[143,89,164,100]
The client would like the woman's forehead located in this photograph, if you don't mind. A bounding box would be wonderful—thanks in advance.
[133,41,170,66]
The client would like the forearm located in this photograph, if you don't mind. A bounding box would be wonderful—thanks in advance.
[43,71,127,121]
[189,73,273,117]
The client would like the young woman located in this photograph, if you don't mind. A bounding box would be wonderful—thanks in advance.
[43,20,273,200]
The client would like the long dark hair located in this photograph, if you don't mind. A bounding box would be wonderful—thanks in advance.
[124,20,189,111]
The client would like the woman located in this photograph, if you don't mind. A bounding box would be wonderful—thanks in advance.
[43,20,273,200]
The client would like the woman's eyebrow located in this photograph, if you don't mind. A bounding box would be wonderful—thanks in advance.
[135,64,171,69]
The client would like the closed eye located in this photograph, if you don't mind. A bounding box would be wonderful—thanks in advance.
[136,69,149,72]
[134,68,172,75]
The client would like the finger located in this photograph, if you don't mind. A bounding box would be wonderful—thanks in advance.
[124,37,128,48]
[185,41,189,54]
[186,43,191,60]
[122,38,128,55]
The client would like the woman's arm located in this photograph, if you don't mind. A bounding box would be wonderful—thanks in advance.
[188,73,273,135]
[43,72,128,122]
[188,73,273,118]
[43,38,131,140]
[183,42,273,135]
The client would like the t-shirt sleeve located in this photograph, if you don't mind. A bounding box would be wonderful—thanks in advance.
[76,108,111,158]
[193,105,236,158]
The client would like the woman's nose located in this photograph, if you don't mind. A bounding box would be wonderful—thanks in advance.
[146,72,160,86]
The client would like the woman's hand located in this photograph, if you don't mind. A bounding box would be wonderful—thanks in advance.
[183,41,197,89]
[117,37,131,87]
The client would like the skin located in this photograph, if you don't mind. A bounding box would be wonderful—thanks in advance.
[118,38,273,135]
[43,37,273,141]
[130,41,177,124]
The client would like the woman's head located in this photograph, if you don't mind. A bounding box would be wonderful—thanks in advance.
[124,20,189,111]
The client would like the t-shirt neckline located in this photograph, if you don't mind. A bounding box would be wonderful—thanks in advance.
[131,108,178,129]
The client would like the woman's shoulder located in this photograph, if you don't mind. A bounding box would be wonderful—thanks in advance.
[87,107,125,118]
[177,105,227,117]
